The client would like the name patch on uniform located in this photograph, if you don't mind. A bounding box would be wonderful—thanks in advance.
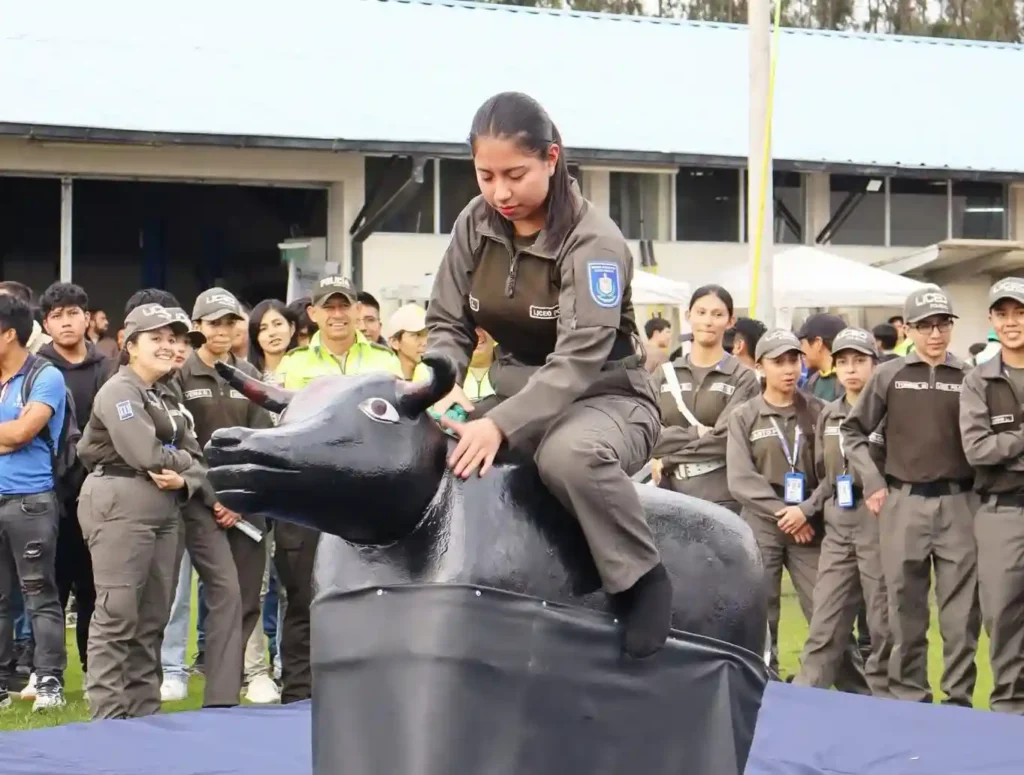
[750,427,779,442]
[116,400,134,421]
[894,380,929,390]
[587,261,621,309]
[468,295,480,313]
[709,382,736,396]
[992,414,1015,425]
[229,390,246,400]
[868,431,885,445]
[935,382,962,393]
[529,305,559,320]
[823,425,841,437]
[678,382,693,392]
[185,389,214,400]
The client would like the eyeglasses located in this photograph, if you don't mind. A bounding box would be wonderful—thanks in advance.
[911,320,953,334]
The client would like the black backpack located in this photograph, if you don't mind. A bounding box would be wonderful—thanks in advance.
[20,356,82,488]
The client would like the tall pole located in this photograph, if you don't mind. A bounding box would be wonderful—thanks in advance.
[747,0,775,328]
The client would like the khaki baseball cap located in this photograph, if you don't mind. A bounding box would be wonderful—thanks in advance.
[755,328,803,362]
[384,303,427,340]
[989,277,1024,308]
[192,288,243,322]
[312,275,358,307]
[167,306,206,347]
[124,304,190,339]
[904,286,956,324]
[831,327,876,357]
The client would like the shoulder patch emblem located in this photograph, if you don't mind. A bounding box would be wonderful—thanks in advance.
[587,261,621,309]
[116,400,134,421]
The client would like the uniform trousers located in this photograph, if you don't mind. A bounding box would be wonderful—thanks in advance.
[273,520,318,704]
[78,474,180,720]
[880,484,980,706]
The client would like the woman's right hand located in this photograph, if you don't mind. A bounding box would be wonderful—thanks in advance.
[149,469,185,491]
[432,384,475,417]
[651,458,664,486]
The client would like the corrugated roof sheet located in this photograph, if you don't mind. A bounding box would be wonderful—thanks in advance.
[2,0,1022,172]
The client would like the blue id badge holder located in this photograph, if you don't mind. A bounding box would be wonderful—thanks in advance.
[783,472,805,504]
[836,474,855,509]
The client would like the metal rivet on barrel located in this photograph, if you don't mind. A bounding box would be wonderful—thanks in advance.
[475,590,481,597]
[376,589,384,596]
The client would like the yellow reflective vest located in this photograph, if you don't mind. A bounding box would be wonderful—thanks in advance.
[277,331,402,390]
[463,366,495,401]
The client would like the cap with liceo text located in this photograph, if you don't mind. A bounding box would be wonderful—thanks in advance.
[124,304,190,339]
[384,304,428,341]
[312,275,358,307]
[989,277,1024,309]
[167,306,206,347]
[755,328,803,362]
[192,288,243,322]
[904,286,956,324]
[831,327,876,358]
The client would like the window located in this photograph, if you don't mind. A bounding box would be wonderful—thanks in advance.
[889,177,949,246]
[676,167,740,242]
[952,180,1005,239]
[611,172,669,240]
[363,156,434,234]
[828,175,885,246]
[740,171,803,243]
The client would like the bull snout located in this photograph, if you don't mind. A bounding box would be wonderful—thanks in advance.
[205,425,257,467]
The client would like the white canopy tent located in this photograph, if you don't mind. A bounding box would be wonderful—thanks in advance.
[380,270,692,307]
[704,245,930,310]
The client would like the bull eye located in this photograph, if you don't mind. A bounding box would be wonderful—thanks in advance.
[358,397,400,424]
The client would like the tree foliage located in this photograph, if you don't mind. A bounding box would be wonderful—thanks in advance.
[480,0,1022,41]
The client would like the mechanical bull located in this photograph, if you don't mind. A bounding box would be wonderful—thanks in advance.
[206,354,769,775]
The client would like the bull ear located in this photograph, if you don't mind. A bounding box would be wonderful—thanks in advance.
[397,351,457,416]
[214,361,295,415]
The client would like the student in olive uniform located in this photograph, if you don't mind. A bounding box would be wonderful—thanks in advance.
[178,288,278,703]
[425,91,669,658]
[275,275,401,703]
[794,328,892,697]
[960,277,1024,714]
[157,306,247,707]
[843,288,980,706]
[651,285,759,512]
[727,329,868,690]
[77,305,206,720]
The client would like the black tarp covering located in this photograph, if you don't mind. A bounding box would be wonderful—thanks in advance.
[311,584,769,775]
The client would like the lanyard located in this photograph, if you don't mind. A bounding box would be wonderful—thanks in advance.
[837,422,848,475]
[768,417,801,472]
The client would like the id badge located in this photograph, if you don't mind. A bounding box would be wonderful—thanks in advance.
[836,474,854,509]
[783,472,805,505]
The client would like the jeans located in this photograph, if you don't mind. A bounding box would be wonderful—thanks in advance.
[161,551,193,680]
[0,492,66,681]
[12,585,33,642]
[264,569,279,657]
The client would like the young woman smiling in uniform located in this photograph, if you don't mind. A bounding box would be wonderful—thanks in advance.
[426,91,670,658]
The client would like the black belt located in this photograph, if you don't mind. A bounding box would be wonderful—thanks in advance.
[886,476,972,498]
[503,332,640,368]
[96,465,147,480]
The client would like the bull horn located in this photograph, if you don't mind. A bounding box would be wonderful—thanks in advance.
[397,351,457,416]
[214,361,295,415]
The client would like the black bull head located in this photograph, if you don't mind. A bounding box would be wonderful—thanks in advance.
[205,353,457,543]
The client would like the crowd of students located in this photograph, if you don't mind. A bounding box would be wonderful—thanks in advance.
[0,276,447,717]
[646,279,1024,713]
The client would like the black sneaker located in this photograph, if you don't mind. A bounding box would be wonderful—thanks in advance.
[190,651,205,676]
[0,684,11,710]
[32,676,66,712]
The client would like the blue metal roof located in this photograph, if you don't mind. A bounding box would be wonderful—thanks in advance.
[1,0,1022,173]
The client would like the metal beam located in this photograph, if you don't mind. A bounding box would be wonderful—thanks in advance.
[774,198,802,242]
[349,155,428,289]
[59,177,72,282]
[816,191,864,244]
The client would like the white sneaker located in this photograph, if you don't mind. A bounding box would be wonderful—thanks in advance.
[32,676,66,712]
[272,655,282,682]
[244,673,281,704]
[160,675,189,702]
[20,672,37,700]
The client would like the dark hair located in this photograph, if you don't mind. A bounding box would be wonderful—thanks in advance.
[644,316,671,339]
[248,299,298,373]
[688,284,735,316]
[357,291,380,312]
[0,294,35,348]
[968,342,987,357]
[124,288,179,318]
[0,281,34,304]
[40,282,89,319]
[888,315,904,325]
[288,297,318,337]
[872,323,898,351]
[118,332,141,367]
[470,91,577,249]
[728,317,767,355]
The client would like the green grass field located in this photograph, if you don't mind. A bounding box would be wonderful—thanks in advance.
[0,574,995,732]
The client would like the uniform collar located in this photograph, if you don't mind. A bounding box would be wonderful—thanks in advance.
[905,349,966,371]
[674,352,738,376]
[118,364,153,391]
[472,179,585,260]
[311,329,370,354]
[756,396,796,417]
[183,350,239,379]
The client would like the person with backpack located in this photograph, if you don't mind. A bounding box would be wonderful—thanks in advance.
[0,294,69,712]
[26,282,107,699]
